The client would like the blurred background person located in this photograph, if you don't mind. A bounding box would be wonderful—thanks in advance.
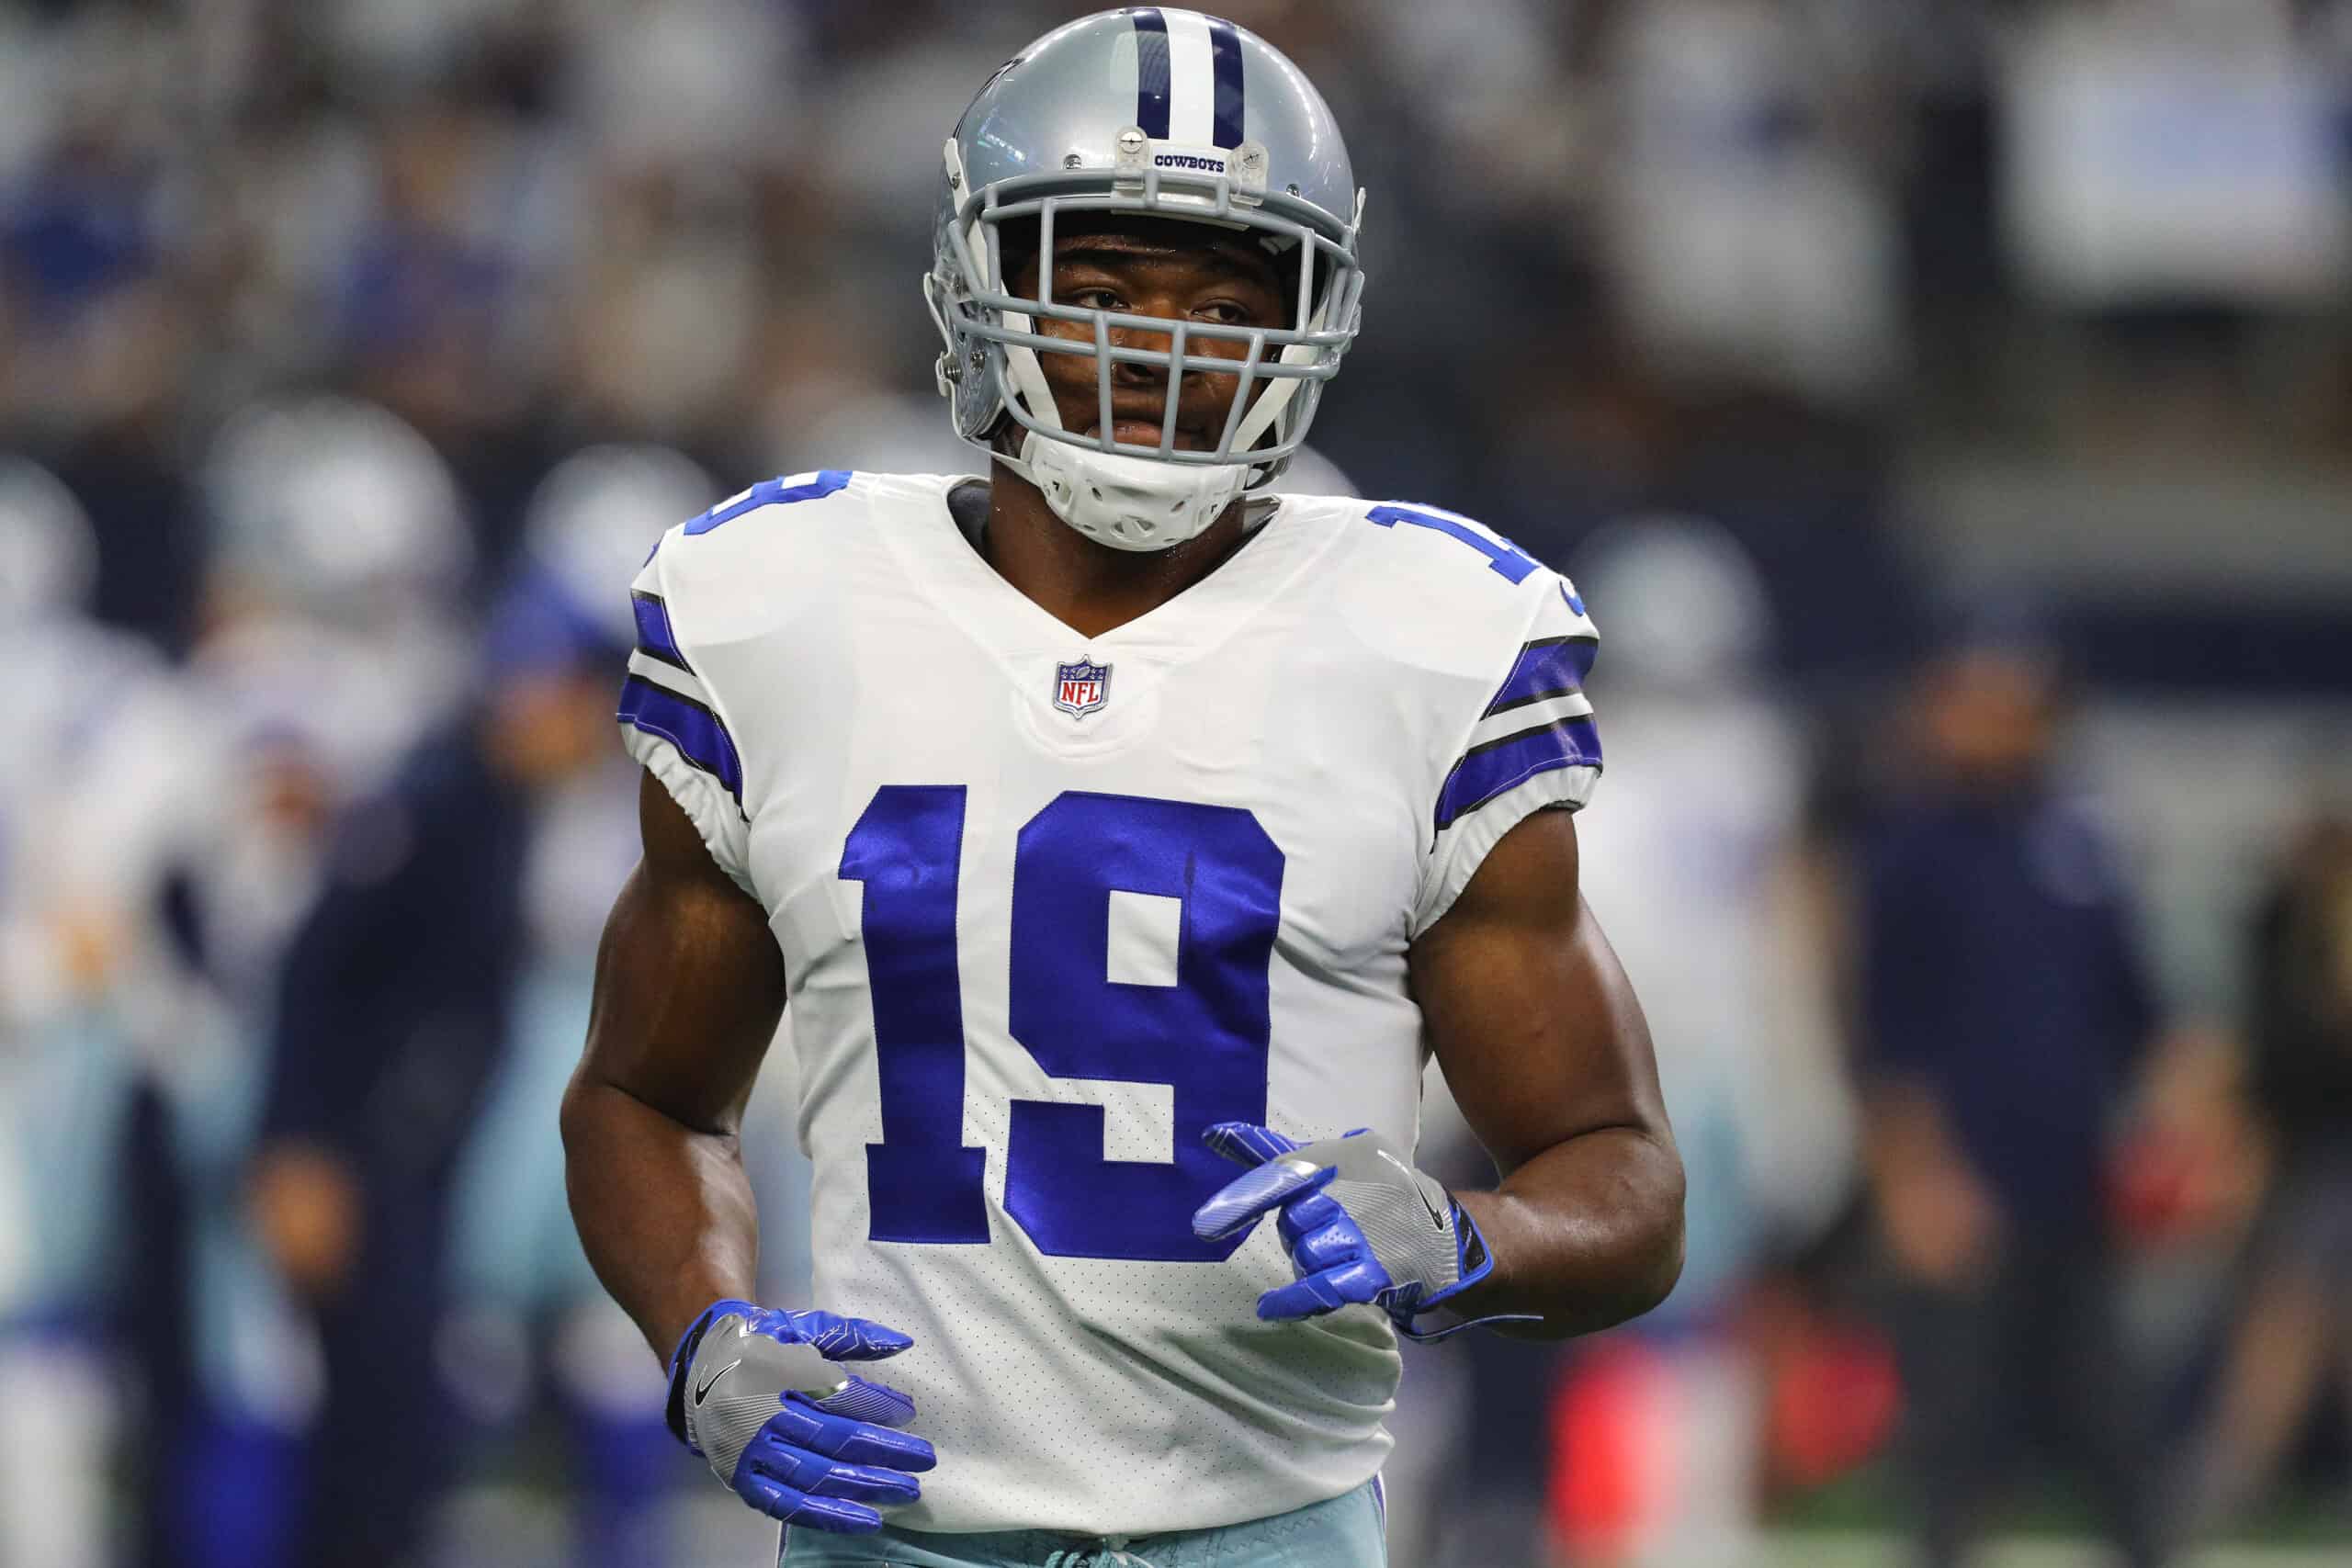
[245,527,636,1568]
[2178,781,2352,1540]
[118,396,482,1568]
[0,456,168,1568]
[1854,610,2172,1568]
[1538,515,1858,1568]
[434,444,719,1568]
[241,438,820,1568]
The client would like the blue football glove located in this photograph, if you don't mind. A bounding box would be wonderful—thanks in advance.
[667,1298,936,1532]
[1192,1123,1535,1342]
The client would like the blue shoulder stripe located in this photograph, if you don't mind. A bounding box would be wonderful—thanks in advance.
[1482,635,1597,717]
[630,591,693,674]
[619,675,742,804]
[684,470,852,536]
[1435,716,1600,832]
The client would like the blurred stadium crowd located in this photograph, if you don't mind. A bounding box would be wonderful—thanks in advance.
[4,0,2352,1565]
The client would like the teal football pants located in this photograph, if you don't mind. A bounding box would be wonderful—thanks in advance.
[778,1478,1385,1567]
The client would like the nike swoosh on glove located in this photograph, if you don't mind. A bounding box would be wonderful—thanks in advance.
[1191,1123,1534,1342]
[668,1298,936,1531]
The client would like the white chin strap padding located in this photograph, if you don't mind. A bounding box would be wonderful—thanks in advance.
[996,311,1246,552]
[1015,431,1249,552]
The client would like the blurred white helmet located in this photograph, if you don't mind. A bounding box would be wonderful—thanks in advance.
[202,397,472,620]
[519,444,716,649]
[0,457,98,621]
[1571,513,1772,694]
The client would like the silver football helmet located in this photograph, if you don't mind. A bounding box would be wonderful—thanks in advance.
[521,443,715,649]
[201,395,472,621]
[925,7,1366,551]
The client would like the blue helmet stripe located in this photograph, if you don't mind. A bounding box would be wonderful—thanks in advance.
[1129,8,1171,139]
[1206,16,1245,149]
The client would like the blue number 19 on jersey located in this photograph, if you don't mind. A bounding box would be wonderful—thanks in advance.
[839,789,1286,1263]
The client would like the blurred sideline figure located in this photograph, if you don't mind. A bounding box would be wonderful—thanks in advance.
[0,457,179,1568]
[1854,609,2172,1568]
[436,445,721,1567]
[111,397,483,1568]
[244,444,692,1568]
[1544,516,1852,1568]
[196,398,478,784]
[2179,781,2352,1537]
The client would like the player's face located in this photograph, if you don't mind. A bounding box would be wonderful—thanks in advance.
[1009,217,1287,452]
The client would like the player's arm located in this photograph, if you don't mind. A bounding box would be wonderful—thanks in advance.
[562,773,933,1532]
[562,771,784,1359]
[1409,806,1684,1337]
[1191,559,1679,1341]
[1192,806,1682,1341]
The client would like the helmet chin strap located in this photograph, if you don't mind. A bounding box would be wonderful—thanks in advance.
[999,430,1250,553]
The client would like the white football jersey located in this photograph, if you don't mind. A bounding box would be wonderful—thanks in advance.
[617,470,1600,1535]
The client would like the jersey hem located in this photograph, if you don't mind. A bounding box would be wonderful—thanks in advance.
[891,1449,1392,1539]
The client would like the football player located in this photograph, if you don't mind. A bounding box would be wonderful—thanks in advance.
[562,11,1683,1566]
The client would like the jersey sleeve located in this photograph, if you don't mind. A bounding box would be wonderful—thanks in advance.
[616,538,755,896]
[1411,572,1602,937]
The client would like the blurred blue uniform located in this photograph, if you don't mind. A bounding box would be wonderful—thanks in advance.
[1857,784,2164,1568]
[263,724,527,1568]
[1860,791,2154,1238]
[439,758,690,1566]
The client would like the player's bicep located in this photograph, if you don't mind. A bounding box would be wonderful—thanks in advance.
[1409,807,1669,1178]
[574,771,787,1137]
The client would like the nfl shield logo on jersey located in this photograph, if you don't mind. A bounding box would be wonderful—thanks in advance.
[1052,658,1111,719]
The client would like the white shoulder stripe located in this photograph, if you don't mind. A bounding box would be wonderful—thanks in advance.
[625,649,709,704]
[1464,692,1595,754]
